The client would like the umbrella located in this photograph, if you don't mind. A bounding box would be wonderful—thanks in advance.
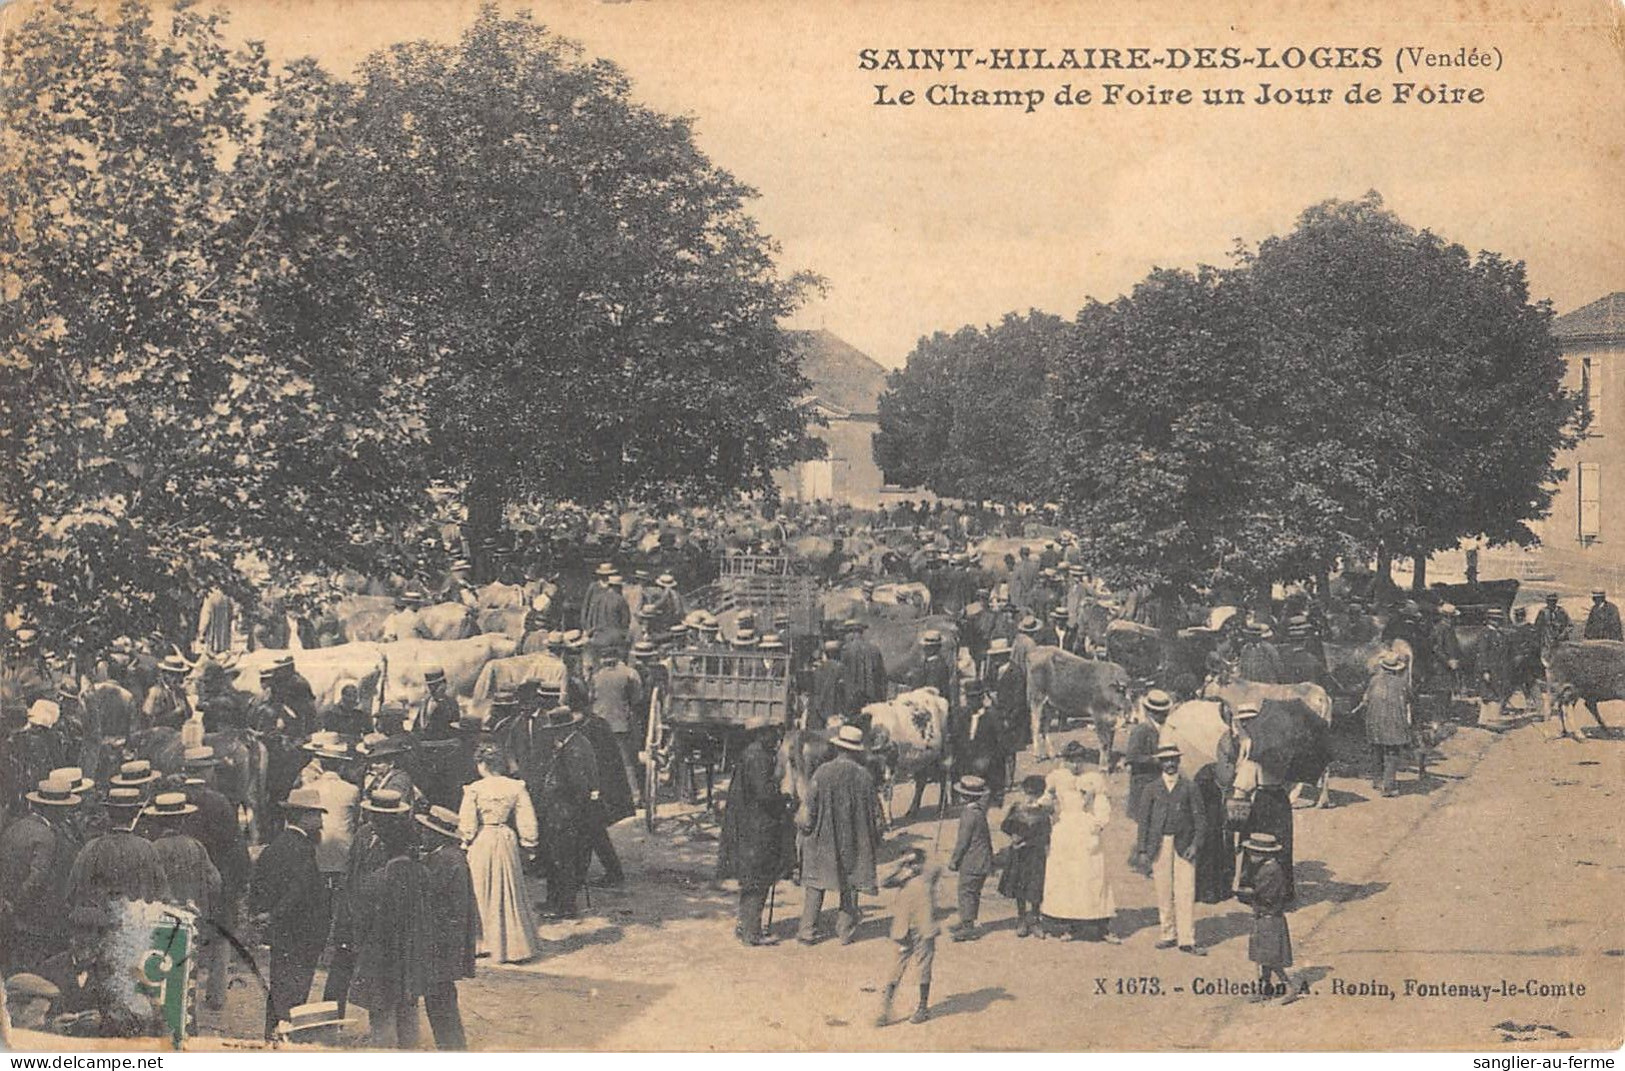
[1247,699,1331,784]
[1160,700,1228,770]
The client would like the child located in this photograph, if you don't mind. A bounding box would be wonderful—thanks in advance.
[877,848,941,1027]
[1240,833,1295,1003]
[947,775,993,941]
[998,774,1051,938]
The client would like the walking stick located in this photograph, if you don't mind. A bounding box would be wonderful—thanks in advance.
[766,881,777,933]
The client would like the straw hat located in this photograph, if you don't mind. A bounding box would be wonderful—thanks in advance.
[1242,832,1283,853]
[833,724,865,751]
[415,805,461,841]
[360,787,410,815]
[144,791,198,818]
[26,777,81,807]
[111,760,159,787]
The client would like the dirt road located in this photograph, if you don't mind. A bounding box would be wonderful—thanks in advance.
[165,705,1625,1050]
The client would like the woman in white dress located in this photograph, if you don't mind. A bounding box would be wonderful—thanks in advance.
[1040,740,1119,941]
[459,742,541,963]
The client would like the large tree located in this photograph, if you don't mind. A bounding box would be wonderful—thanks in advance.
[0,0,427,652]
[1240,192,1584,589]
[326,7,822,560]
[873,311,1062,502]
[1045,267,1355,601]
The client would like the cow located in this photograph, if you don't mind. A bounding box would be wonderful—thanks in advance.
[476,606,530,639]
[469,651,568,719]
[1201,672,1334,807]
[225,646,388,715]
[1025,647,1132,763]
[1548,640,1623,737]
[862,687,951,821]
[374,634,520,714]
[1104,620,1220,687]
[331,594,397,644]
[821,583,932,625]
[867,615,966,687]
[386,601,479,642]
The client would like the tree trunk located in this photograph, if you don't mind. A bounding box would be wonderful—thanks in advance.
[1410,548,1429,593]
[1376,543,1391,586]
[464,475,506,585]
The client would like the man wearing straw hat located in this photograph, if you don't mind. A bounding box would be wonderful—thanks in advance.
[251,785,328,1039]
[1133,744,1207,956]
[0,774,84,973]
[349,788,434,1049]
[9,699,68,797]
[798,724,882,946]
[416,805,476,1049]
[142,654,195,732]
[145,791,220,928]
[69,769,171,918]
[180,746,248,1010]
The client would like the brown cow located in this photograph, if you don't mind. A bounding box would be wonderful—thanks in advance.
[1548,640,1622,738]
[1026,647,1131,762]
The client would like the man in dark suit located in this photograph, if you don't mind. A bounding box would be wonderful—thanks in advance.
[1584,589,1623,641]
[911,631,958,712]
[250,787,329,1039]
[179,746,249,1010]
[808,640,848,730]
[0,775,84,974]
[840,620,888,715]
[949,681,1005,805]
[415,806,476,1049]
[1134,744,1206,955]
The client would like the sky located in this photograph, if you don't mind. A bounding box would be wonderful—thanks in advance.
[110,0,1625,368]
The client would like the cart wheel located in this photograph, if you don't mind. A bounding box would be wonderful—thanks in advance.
[644,685,663,833]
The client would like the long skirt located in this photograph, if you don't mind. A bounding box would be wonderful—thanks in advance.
[1041,820,1114,921]
[1243,786,1295,902]
[1194,770,1234,904]
[1249,914,1292,967]
[467,824,538,963]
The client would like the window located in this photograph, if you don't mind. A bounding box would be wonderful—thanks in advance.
[1579,461,1601,542]
[1583,357,1603,431]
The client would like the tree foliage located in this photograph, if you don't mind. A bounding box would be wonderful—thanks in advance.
[324,7,821,550]
[0,0,428,649]
[873,311,1062,502]
[0,0,818,649]
[876,193,1582,601]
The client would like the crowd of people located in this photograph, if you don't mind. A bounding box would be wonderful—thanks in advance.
[2,496,1621,1041]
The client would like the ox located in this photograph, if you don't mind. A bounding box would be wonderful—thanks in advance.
[1104,620,1220,686]
[1026,648,1132,763]
[1202,670,1334,807]
[375,634,520,714]
[862,687,951,821]
[331,594,397,644]
[226,647,388,714]
[469,651,568,719]
[1548,640,1622,738]
[383,602,480,642]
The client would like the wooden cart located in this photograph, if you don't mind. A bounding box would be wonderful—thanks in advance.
[641,646,795,831]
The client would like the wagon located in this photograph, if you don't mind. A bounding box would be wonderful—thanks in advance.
[641,645,796,831]
[713,552,821,634]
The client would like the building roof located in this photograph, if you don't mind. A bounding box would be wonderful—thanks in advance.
[789,329,888,416]
[1553,292,1625,345]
